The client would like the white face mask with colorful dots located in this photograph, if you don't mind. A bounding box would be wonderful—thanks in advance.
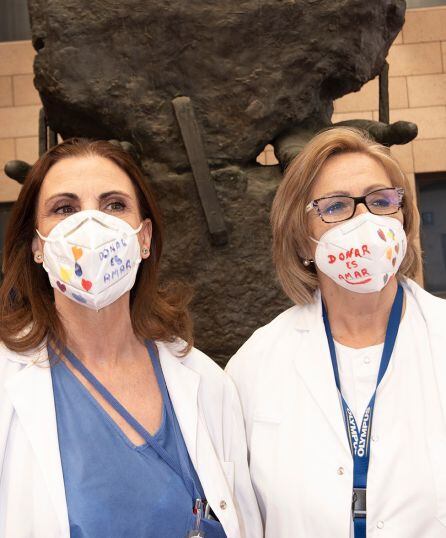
[312,213,407,294]
[37,210,143,310]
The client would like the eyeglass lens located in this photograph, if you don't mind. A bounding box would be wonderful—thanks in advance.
[317,188,402,223]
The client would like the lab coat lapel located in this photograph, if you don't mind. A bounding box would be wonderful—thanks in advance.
[4,354,69,535]
[158,344,238,535]
[158,344,200,466]
[292,298,351,454]
[406,280,446,424]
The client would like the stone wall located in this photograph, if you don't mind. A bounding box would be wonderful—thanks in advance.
[3,7,445,199]
[0,7,446,202]
[0,5,445,361]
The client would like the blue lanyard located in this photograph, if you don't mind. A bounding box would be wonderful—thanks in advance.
[47,340,202,502]
[322,284,404,538]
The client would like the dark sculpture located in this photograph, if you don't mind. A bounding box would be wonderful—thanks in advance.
[7,0,414,363]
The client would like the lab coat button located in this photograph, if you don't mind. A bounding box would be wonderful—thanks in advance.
[220,500,227,510]
[363,356,371,364]
[337,466,345,475]
[372,434,379,442]
[377,521,384,529]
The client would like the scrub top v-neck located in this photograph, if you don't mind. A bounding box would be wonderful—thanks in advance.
[50,343,226,538]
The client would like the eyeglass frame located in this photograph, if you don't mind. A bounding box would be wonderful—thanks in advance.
[305,187,405,223]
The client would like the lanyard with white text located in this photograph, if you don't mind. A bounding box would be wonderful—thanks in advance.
[322,283,403,538]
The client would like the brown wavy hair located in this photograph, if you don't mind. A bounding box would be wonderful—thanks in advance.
[0,138,193,354]
[271,127,421,305]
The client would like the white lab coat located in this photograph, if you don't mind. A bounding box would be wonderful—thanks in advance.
[226,279,446,537]
[0,339,262,538]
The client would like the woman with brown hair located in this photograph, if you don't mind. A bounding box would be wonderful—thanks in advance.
[227,127,446,537]
[0,139,262,538]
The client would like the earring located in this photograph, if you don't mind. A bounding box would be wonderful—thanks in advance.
[303,258,313,267]
[141,247,149,257]
[34,252,43,263]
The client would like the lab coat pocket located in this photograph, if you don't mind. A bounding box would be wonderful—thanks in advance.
[249,416,282,500]
[428,434,446,526]
[221,460,234,494]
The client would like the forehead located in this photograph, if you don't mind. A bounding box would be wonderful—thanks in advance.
[312,152,392,197]
[40,155,136,198]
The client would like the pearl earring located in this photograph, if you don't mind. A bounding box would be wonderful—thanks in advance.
[303,258,313,267]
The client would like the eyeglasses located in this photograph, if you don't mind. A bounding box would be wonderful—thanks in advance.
[306,187,404,224]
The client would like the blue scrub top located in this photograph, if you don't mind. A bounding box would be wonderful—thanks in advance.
[51,346,226,538]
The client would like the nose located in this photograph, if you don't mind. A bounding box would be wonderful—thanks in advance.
[354,202,369,217]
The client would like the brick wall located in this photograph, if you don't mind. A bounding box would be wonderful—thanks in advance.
[333,6,446,189]
[0,40,40,202]
[259,6,446,181]
[1,7,445,201]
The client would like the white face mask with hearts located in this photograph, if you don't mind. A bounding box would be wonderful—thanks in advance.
[312,213,407,294]
[36,210,144,310]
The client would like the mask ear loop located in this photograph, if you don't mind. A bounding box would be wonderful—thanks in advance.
[132,222,144,235]
[36,229,51,242]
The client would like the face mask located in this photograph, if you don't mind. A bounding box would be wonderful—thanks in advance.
[37,210,144,310]
[312,213,407,294]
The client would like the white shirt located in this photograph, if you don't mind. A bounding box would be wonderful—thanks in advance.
[335,340,383,425]
[334,304,419,538]
[226,279,446,538]
[335,296,419,427]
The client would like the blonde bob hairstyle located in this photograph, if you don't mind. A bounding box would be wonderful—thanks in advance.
[271,127,421,305]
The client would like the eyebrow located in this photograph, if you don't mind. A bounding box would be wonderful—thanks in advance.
[45,192,78,204]
[45,190,133,205]
[316,190,350,198]
[98,191,133,201]
[363,183,391,194]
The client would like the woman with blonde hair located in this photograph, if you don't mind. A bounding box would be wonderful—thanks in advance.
[0,138,262,538]
[227,127,446,537]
